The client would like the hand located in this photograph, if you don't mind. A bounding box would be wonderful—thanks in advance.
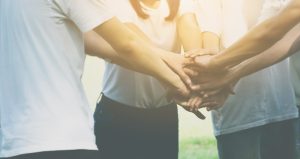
[174,93,219,111]
[191,68,238,92]
[183,48,218,70]
[184,52,223,73]
[203,88,232,111]
[165,77,191,98]
[184,48,218,58]
[161,53,193,89]
[173,95,207,120]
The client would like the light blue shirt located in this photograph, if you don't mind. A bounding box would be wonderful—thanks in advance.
[212,60,298,136]
[211,0,298,136]
[290,51,300,106]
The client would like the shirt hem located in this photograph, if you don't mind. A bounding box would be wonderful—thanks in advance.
[0,143,98,158]
[80,15,114,33]
[214,113,299,136]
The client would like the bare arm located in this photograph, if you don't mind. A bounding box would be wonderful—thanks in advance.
[84,31,137,70]
[205,0,300,69]
[197,23,300,91]
[177,13,203,51]
[93,17,189,95]
[177,12,221,111]
[231,23,300,79]
[202,32,220,50]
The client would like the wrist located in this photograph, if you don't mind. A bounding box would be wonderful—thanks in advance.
[228,65,243,82]
[210,53,226,69]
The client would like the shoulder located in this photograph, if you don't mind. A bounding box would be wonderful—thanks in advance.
[178,0,197,16]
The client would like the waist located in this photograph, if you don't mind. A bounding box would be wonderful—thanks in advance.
[99,95,176,113]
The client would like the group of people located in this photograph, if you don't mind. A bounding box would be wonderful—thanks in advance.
[0,0,300,159]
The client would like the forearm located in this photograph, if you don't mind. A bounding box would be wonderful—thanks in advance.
[230,23,300,80]
[213,0,300,68]
[178,13,203,51]
[84,31,147,73]
[94,17,182,86]
[202,32,220,51]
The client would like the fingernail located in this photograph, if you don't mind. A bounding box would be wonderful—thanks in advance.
[192,86,200,91]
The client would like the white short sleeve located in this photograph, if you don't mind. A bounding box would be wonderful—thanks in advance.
[196,0,222,36]
[179,0,196,16]
[105,0,136,23]
[53,0,114,32]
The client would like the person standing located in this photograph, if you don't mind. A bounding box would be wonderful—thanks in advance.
[93,0,199,159]
[193,0,299,159]
[0,0,190,158]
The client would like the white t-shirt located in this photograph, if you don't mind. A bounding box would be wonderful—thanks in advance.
[194,0,248,47]
[209,0,298,136]
[194,0,223,36]
[0,0,113,157]
[102,0,195,108]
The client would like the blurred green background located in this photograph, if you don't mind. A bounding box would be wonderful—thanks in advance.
[82,57,218,159]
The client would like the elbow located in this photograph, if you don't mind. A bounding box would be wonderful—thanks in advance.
[115,37,140,57]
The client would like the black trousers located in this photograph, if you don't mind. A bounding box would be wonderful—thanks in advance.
[296,106,300,159]
[94,95,179,159]
[216,119,298,159]
[1,150,101,159]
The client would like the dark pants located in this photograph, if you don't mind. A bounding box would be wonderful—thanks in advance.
[94,95,179,159]
[1,150,101,159]
[216,119,298,159]
[296,106,300,159]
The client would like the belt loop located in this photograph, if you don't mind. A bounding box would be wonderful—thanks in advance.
[96,92,103,104]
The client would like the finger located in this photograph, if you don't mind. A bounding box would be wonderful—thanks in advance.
[177,83,191,97]
[191,97,201,111]
[193,82,222,92]
[194,97,203,111]
[183,58,198,68]
[177,71,193,89]
[185,49,218,58]
[190,84,202,91]
[168,66,193,89]
[187,97,197,111]
[203,89,223,97]
[184,49,204,58]
[183,68,199,77]
[199,101,218,109]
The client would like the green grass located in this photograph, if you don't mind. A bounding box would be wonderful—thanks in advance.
[178,107,219,159]
[179,137,218,159]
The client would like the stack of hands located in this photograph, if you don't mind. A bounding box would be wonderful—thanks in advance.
[163,49,238,119]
